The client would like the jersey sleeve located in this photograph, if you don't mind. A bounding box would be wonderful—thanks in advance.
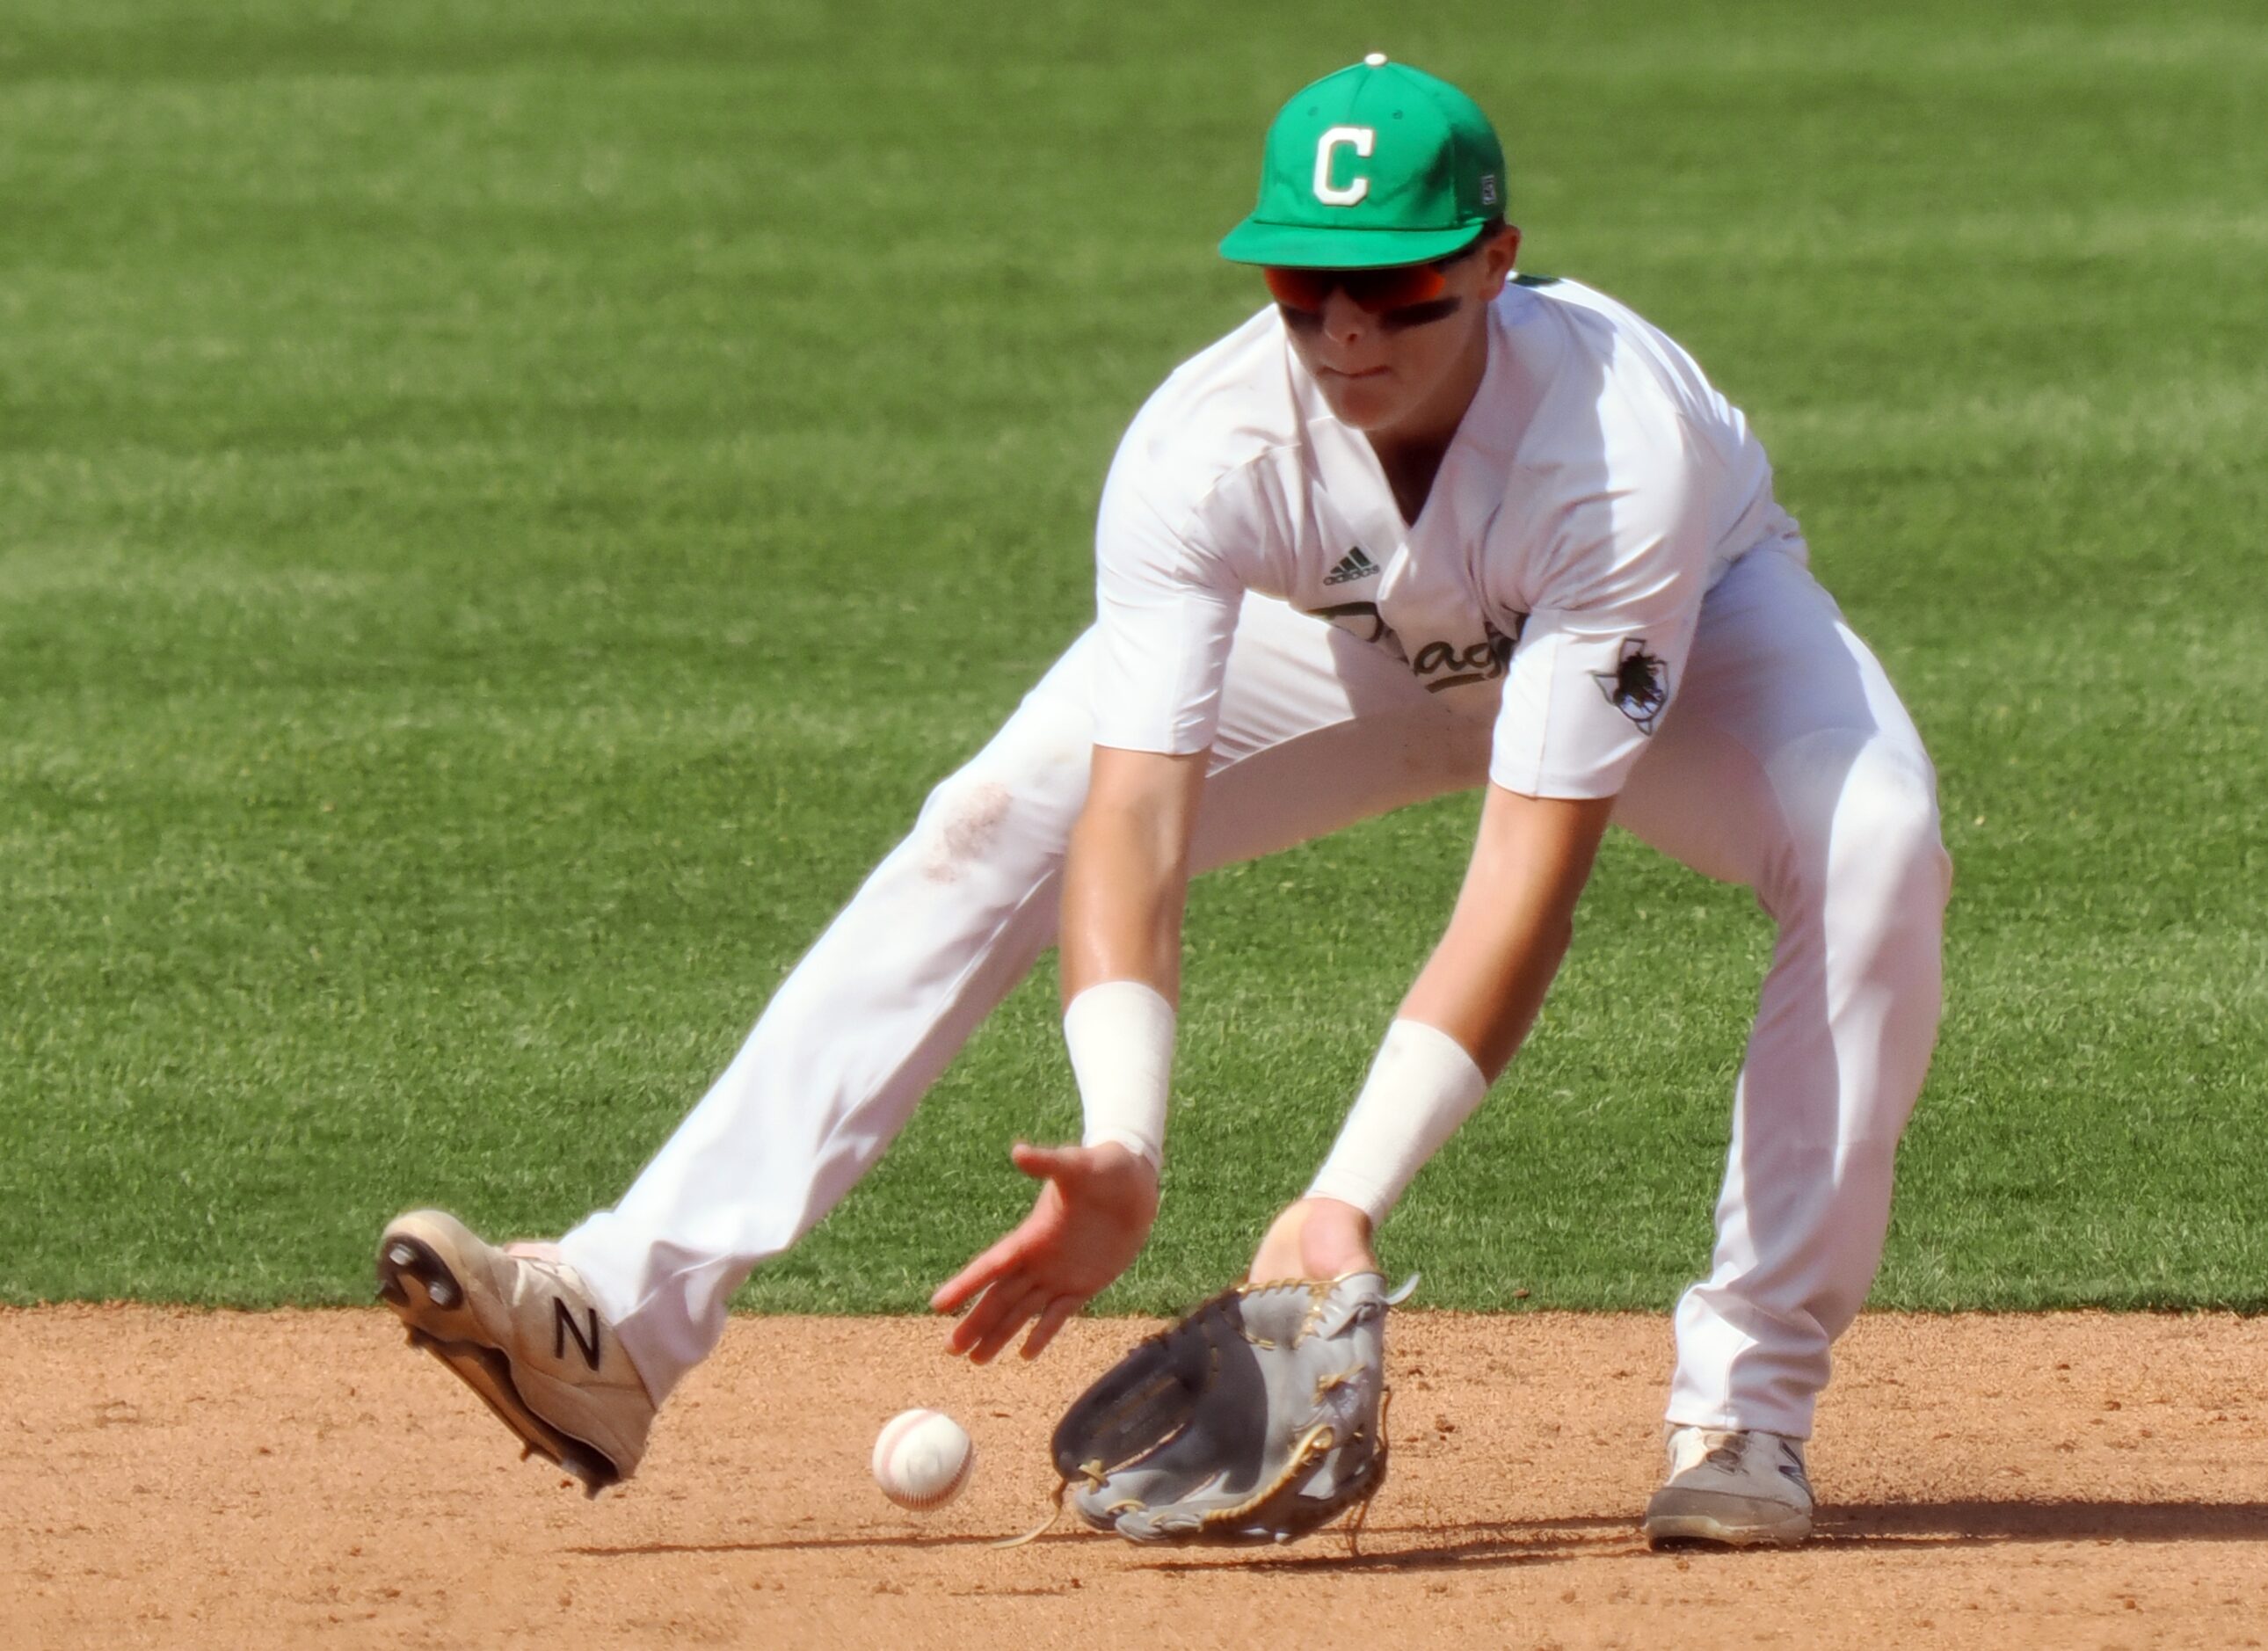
[1487,435,1712,800]
[1087,428,1247,755]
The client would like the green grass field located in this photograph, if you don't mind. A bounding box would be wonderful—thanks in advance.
[4,0,2262,1315]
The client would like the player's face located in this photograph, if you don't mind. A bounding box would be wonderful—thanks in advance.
[1268,227,1521,437]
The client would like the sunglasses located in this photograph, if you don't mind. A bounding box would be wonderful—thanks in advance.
[1262,258,1453,316]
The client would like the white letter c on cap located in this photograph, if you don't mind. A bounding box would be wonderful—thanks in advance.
[1312,126,1375,206]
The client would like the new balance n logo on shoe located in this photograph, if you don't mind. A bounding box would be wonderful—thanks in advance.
[1323,547,1378,587]
[555,1299,603,1371]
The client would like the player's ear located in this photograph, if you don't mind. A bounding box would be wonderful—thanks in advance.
[1475,224,1521,299]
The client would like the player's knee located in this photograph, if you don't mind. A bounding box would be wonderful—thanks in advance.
[1763,736,1949,931]
[913,775,1021,874]
[1826,747,1951,933]
[909,728,1090,884]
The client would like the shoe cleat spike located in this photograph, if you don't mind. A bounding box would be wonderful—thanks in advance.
[388,1243,417,1269]
[426,1279,455,1307]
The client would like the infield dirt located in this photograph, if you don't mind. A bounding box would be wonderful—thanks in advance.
[6,1306,2264,1648]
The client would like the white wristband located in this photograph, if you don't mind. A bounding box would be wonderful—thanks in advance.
[1063,980,1174,1172]
[1305,1019,1490,1225]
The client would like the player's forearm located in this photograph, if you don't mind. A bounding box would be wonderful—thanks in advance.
[1397,901,1574,1080]
[1399,789,1615,1075]
[1304,788,1614,1226]
[1057,747,1207,1167]
[1059,749,1206,1001]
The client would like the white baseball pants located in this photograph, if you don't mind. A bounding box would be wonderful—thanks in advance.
[560,540,1950,1438]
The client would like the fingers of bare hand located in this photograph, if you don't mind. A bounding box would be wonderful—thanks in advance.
[965,1284,1047,1365]
[945,1262,1041,1355]
[943,1279,1013,1354]
[932,1233,1026,1313]
[1020,1294,1085,1361]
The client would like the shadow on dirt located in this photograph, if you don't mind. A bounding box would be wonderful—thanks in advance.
[1816,1499,2268,1546]
[1129,1499,2268,1574]
[567,1531,1089,1558]
[562,1499,2268,1571]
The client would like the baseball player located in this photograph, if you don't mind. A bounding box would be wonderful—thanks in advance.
[379,56,1950,1549]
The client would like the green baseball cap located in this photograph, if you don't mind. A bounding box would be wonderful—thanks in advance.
[1220,55,1507,270]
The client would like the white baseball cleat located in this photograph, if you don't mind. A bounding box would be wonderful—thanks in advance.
[376,1209,657,1496]
[1642,1424,1814,1547]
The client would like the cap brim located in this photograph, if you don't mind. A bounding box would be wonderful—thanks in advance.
[1218,216,1487,269]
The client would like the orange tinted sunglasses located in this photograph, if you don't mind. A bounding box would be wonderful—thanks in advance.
[1262,260,1450,316]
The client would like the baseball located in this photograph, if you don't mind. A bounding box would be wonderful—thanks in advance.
[871,1407,974,1511]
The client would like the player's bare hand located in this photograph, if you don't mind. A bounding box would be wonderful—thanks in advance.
[931,1141,1159,1364]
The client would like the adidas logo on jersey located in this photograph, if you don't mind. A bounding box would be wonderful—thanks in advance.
[1323,548,1378,587]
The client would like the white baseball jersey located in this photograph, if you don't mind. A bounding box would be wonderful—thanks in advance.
[1089,276,1797,797]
